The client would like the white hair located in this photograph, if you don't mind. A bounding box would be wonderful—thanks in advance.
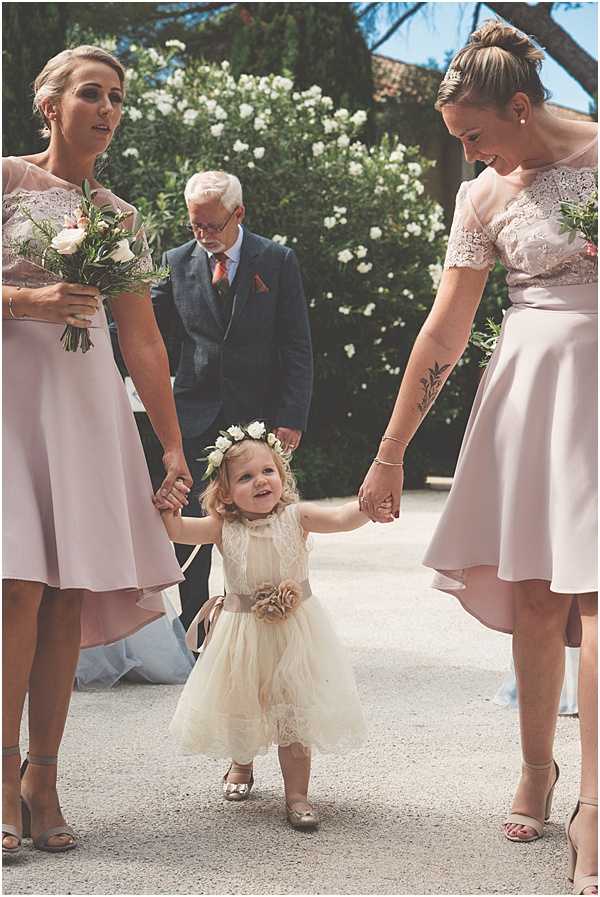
[184,171,243,211]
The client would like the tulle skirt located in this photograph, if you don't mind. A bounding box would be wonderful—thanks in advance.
[169,595,366,763]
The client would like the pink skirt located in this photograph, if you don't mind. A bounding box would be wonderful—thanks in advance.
[3,313,183,647]
[424,284,597,647]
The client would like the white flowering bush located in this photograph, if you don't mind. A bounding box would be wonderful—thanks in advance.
[107,45,456,494]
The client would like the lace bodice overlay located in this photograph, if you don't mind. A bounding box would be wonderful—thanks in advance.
[220,504,310,595]
[2,156,150,288]
[444,135,598,290]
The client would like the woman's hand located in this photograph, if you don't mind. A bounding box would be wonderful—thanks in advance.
[17,283,101,327]
[358,461,404,523]
[153,447,193,511]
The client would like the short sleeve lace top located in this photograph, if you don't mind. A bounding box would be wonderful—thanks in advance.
[444,133,597,290]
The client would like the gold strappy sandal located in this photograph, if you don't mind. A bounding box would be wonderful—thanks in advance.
[20,754,77,853]
[286,799,319,830]
[504,759,560,842]
[222,762,254,802]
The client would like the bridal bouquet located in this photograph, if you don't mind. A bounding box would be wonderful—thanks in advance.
[558,175,598,256]
[16,180,168,352]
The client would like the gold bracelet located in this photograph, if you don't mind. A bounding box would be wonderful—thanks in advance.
[374,457,404,467]
[381,434,409,447]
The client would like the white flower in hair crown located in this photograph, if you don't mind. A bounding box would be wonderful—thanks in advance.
[443,67,463,83]
[201,421,287,480]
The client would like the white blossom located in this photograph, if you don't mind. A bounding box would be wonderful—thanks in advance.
[247,161,255,168]
[337,249,353,263]
[387,272,395,279]
[355,245,368,259]
[337,134,350,149]
[406,222,422,236]
[350,109,368,126]
[363,302,376,316]
[214,106,228,120]
[122,147,139,158]
[408,162,422,177]
[247,421,266,439]
[183,109,199,125]
[312,141,325,157]
[233,139,249,153]
[127,107,143,121]
[210,123,224,137]
[338,306,351,315]
[147,48,166,67]
[51,227,86,255]
[323,118,338,133]
[428,262,443,291]
[254,116,267,131]
[221,60,230,70]
[334,206,347,215]
[349,161,363,176]
[344,343,356,358]
[370,226,382,240]
[323,217,336,229]
[108,238,135,263]
[357,261,372,274]
[165,39,186,50]
[239,103,254,119]
[227,426,245,441]
[208,449,224,466]
[272,234,288,245]
[215,436,232,452]
[253,146,265,159]
[334,108,350,121]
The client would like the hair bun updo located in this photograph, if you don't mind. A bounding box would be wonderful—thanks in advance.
[435,18,549,110]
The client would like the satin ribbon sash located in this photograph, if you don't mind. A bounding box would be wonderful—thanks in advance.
[184,579,312,652]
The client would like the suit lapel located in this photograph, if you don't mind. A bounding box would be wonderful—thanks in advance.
[190,242,225,334]
[224,231,261,341]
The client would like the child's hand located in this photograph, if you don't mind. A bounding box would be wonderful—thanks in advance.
[374,496,394,522]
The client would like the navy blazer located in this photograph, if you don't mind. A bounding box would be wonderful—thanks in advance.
[152,229,313,439]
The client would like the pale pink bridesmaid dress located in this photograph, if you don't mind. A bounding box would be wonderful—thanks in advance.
[423,136,598,647]
[2,157,183,647]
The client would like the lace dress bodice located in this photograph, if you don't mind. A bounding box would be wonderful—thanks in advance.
[444,134,598,290]
[220,504,310,595]
[2,156,148,289]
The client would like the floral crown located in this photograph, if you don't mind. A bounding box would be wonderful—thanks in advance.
[201,421,287,480]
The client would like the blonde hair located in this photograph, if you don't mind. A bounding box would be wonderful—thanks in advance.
[33,45,126,139]
[435,20,549,111]
[184,170,243,211]
[201,439,299,522]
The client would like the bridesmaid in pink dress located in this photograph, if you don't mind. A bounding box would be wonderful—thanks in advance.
[359,22,597,895]
[2,46,192,854]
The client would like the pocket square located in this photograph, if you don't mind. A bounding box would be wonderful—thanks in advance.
[254,273,269,293]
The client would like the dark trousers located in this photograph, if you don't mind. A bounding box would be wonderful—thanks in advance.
[175,415,226,648]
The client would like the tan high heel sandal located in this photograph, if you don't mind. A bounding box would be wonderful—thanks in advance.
[504,759,560,842]
[222,763,254,801]
[20,754,77,853]
[2,746,22,856]
[566,797,598,895]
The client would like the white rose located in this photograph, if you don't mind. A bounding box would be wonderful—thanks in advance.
[323,217,336,229]
[334,108,350,121]
[337,249,353,264]
[349,161,363,176]
[337,134,350,148]
[239,103,254,119]
[215,436,233,452]
[357,261,372,274]
[165,39,186,50]
[227,426,245,441]
[183,109,199,125]
[214,106,228,120]
[406,222,422,236]
[334,206,347,215]
[344,343,356,358]
[208,449,224,467]
[428,262,443,291]
[312,141,325,157]
[272,234,287,245]
[323,118,337,133]
[254,116,267,131]
[108,238,135,263]
[253,147,265,159]
[51,227,86,255]
[210,123,224,137]
[122,147,139,158]
[363,302,376,316]
[247,421,266,439]
[233,139,249,153]
[408,162,422,177]
[355,245,368,259]
[127,108,143,121]
[370,226,383,240]
[350,109,368,126]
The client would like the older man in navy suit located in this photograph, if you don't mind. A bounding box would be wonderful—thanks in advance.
[152,171,313,644]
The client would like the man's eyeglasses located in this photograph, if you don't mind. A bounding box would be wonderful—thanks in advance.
[187,208,237,235]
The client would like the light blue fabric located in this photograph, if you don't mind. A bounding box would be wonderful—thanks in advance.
[76,593,194,689]
[493,647,579,715]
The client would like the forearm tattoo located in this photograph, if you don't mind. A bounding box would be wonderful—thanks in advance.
[417,361,451,418]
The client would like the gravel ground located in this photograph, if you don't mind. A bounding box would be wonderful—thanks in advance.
[4,490,579,895]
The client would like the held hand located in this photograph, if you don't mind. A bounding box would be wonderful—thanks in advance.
[19,283,101,328]
[153,448,193,511]
[358,461,404,523]
[274,427,302,453]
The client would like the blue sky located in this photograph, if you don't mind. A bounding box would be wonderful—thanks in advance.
[371,1,598,113]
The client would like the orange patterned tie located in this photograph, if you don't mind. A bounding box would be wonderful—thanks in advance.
[212,252,229,288]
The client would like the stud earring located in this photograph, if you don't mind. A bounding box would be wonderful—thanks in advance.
[519,119,526,125]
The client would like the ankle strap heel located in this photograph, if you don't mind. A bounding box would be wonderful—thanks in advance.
[2,746,23,855]
[504,758,560,842]
[2,745,20,758]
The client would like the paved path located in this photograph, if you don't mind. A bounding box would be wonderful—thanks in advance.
[5,491,579,895]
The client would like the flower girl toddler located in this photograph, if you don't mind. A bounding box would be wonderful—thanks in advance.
[163,421,390,829]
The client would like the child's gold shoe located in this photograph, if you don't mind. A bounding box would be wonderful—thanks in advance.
[286,801,319,830]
